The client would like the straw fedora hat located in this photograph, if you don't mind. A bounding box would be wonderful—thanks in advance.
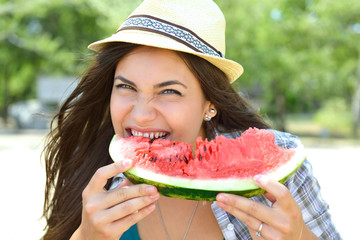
[88,0,243,83]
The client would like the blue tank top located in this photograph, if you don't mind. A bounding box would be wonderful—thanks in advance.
[120,224,225,239]
[120,224,141,240]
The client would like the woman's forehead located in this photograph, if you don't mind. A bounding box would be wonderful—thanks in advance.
[115,46,196,83]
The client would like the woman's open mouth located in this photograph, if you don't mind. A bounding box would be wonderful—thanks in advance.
[126,128,170,140]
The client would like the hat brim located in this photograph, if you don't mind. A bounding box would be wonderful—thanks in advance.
[88,30,243,83]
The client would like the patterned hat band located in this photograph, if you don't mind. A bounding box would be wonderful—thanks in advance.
[116,15,224,58]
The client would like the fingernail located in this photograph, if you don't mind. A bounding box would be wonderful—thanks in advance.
[216,201,226,209]
[254,175,268,184]
[122,159,132,167]
[146,186,157,194]
[217,194,228,203]
[149,193,160,199]
[254,175,263,183]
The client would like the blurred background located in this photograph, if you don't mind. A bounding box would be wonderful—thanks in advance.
[0,0,359,239]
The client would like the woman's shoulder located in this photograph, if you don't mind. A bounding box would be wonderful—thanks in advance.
[266,129,302,149]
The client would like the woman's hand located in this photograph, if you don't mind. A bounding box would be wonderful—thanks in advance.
[71,160,160,240]
[216,175,318,240]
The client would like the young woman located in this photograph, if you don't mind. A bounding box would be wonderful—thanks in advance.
[42,0,341,239]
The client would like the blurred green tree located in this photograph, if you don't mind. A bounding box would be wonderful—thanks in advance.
[215,0,359,135]
[0,0,141,123]
[1,0,359,137]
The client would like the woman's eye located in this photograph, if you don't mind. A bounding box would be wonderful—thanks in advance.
[115,84,135,91]
[161,89,182,95]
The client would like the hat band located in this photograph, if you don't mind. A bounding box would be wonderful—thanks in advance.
[116,15,224,58]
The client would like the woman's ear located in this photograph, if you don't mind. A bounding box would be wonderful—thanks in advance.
[203,103,217,122]
[207,104,217,118]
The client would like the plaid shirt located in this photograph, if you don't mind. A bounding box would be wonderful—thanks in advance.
[211,129,342,240]
[111,130,342,239]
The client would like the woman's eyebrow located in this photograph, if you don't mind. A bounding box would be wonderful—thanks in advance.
[114,75,136,86]
[154,80,187,89]
[114,75,187,89]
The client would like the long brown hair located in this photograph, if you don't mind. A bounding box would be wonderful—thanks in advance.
[42,42,269,240]
[177,52,270,139]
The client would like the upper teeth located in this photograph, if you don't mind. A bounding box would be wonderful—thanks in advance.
[131,130,167,139]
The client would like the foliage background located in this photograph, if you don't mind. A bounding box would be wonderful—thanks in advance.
[1,0,359,138]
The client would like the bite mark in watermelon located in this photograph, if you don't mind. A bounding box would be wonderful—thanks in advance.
[109,128,306,200]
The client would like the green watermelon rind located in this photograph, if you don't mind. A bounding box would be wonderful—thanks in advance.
[122,147,306,201]
[123,171,262,200]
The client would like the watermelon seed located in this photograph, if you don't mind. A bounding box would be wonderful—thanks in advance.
[204,146,207,152]
[150,157,154,162]
[184,156,188,164]
[199,155,202,160]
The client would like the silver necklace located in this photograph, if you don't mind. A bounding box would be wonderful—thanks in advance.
[155,200,199,240]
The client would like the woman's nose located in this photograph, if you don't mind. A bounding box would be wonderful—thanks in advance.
[130,96,157,125]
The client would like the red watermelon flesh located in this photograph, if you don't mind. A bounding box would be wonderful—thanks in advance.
[111,128,295,179]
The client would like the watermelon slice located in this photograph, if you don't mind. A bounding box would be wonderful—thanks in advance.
[109,128,305,200]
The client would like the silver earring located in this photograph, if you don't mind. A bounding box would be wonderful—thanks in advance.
[210,108,216,114]
[204,115,212,121]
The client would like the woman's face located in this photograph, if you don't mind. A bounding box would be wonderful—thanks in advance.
[110,46,213,146]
